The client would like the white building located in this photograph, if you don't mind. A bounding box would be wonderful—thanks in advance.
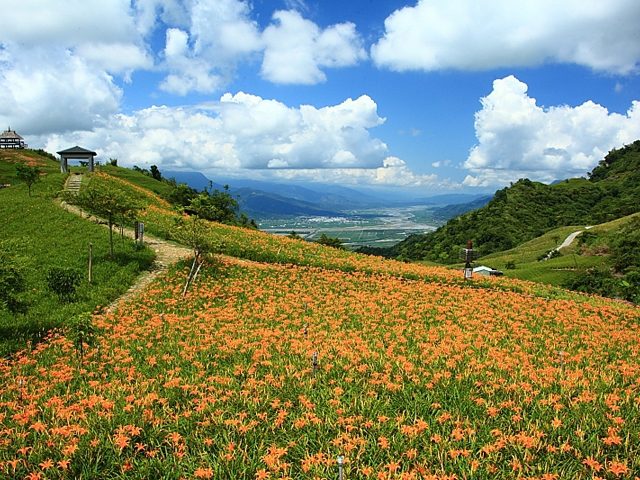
[472,265,503,277]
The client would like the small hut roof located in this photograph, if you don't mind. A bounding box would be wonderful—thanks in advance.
[57,146,97,156]
[0,127,23,140]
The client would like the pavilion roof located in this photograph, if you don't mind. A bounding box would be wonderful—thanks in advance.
[57,146,97,156]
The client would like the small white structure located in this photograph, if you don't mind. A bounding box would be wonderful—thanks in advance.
[473,265,504,277]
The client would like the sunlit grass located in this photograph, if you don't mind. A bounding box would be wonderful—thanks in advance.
[0,162,155,356]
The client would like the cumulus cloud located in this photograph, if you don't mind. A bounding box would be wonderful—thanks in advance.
[1,0,367,133]
[0,0,151,134]
[36,92,439,187]
[260,10,366,84]
[40,94,383,169]
[158,2,365,93]
[431,159,451,168]
[372,0,640,74]
[463,76,640,186]
[1,0,151,74]
[269,157,441,187]
[158,0,262,95]
[0,47,122,136]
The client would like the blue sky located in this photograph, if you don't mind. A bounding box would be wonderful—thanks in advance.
[1,0,639,193]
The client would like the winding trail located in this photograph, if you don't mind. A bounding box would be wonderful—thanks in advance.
[545,226,593,260]
[61,174,192,312]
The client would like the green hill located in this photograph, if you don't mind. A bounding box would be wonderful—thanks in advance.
[471,212,638,294]
[0,150,155,355]
[386,140,640,263]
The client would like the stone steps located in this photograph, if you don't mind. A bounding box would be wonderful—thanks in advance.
[65,174,83,194]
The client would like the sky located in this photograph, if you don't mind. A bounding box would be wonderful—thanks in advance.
[1,0,639,194]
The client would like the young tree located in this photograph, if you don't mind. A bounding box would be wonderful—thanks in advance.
[170,216,222,296]
[15,163,41,197]
[65,183,139,256]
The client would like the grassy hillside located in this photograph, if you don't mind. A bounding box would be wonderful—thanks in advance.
[0,151,155,355]
[461,212,638,300]
[100,164,176,199]
[476,227,602,285]
[387,140,640,263]
[1,152,639,478]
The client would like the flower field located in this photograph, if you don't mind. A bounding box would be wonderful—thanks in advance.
[1,253,639,479]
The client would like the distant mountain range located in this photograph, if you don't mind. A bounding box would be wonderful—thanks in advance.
[164,170,491,219]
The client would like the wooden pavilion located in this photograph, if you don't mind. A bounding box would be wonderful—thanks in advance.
[0,127,26,149]
[57,146,97,173]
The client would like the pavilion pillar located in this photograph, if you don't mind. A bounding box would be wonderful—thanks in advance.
[89,155,95,172]
[60,156,68,173]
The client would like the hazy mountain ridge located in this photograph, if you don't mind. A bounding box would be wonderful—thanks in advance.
[164,170,490,219]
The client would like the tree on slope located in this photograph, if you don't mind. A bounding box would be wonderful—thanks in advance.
[15,163,41,197]
[170,215,222,296]
[65,183,139,257]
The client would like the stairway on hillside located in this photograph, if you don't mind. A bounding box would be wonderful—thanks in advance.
[65,173,83,194]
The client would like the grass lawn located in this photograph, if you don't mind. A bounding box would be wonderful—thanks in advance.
[0,156,155,356]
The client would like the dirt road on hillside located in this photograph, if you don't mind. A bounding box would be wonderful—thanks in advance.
[59,176,192,311]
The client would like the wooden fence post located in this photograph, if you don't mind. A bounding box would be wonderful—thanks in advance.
[88,243,93,284]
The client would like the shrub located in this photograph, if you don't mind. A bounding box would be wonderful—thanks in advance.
[317,233,344,249]
[46,267,82,301]
[0,249,28,314]
[505,260,516,270]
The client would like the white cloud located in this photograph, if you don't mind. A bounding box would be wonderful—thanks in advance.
[2,0,139,46]
[261,10,366,84]
[190,0,262,62]
[463,75,640,186]
[1,0,366,112]
[40,94,384,169]
[159,28,225,95]
[35,93,440,187]
[1,0,151,75]
[134,0,190,36]
[158,2,364,93]
[158,0,261,95]
[268,157,441,187]
[0,0,152,134]
[0,47,122,136]
[372,0,640,74]
[431,159,451,168]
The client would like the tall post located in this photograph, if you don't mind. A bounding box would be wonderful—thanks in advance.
[464,240,473,280]
[137,222,144,246]
[88,243,93,284]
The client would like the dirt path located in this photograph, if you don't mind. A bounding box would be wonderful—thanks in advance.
[558,225,593,250]
[60,175,192,312]
[545,226,593,259]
